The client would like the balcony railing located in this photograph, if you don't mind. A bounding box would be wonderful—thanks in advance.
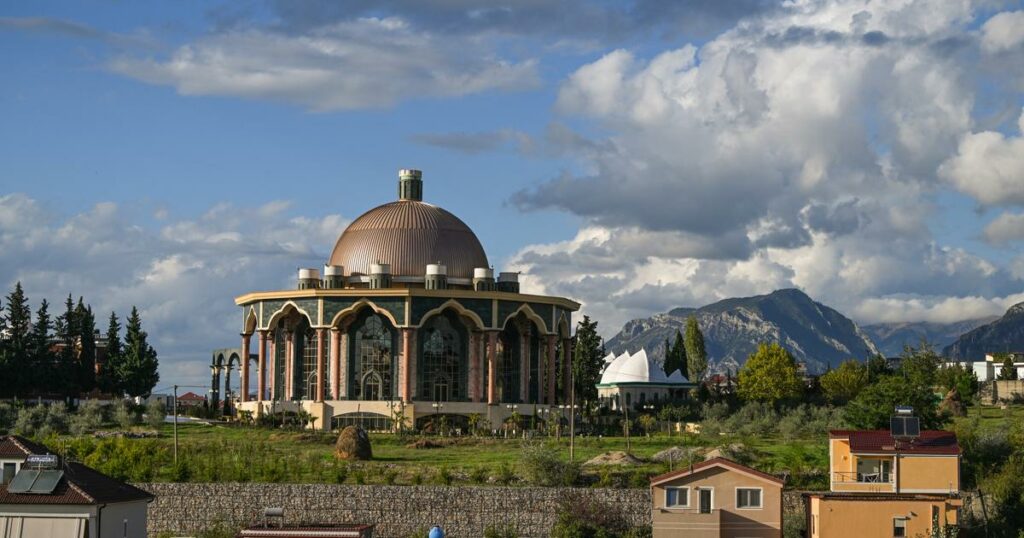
[833,471,893,484]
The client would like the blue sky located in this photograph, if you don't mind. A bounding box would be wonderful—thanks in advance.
[1,0,1023,389]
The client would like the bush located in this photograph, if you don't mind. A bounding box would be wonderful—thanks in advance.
[470,466,489,484]
[520,443,580,487]
[437,466,453,485]
[333,463,349,484]
[0,402,17,434]
[15,402,69,438]
[145,399,166,429]
[778,404,845,438]
[71,400,104,436]
[725,402,778,436]
[496,463,516,485]
[112,400,137,429]
[550,494,639,538]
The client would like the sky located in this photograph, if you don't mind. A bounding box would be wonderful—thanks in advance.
[1,0,1023,390]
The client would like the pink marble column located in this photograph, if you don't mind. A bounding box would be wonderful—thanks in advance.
[487,331,498,404]
[330,328,341,400]
[256,330,268,402]
[240,333,252,402]
[268,332,277,400]
[284,331,294,400]
[469,332,481,403]
[315,328,326,402]
[520,332,530,403]
[401,328,415,403]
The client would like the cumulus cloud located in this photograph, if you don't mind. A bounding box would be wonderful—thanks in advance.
[110,17,539,111]
[980,10,1024,53]
[505,1,1024,335]
[984,212,1024,245]
[0,193,347,388]
[940,108,1024,205]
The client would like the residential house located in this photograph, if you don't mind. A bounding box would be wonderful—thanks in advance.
[806,429,961,537]
[650,457,784,538]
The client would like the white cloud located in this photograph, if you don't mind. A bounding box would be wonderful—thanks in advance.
[851,293,1024,324]
[0,193,347,388]
[109,17,539,111]
[984,212,1024,245]
[981,10,1024,53]
[940,108,1024,205]
[506,1,1024,336]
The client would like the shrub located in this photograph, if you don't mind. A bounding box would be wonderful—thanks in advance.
[470,466,489,484]
[520,443,580,487]
[496,463,516,485]
[145,399,166,430]
[70,400,104,436]
[550,494,637,538]
[725,402,778,436]
[411,471,423,485]
[333,463,349,484]
[437,466,453,485]
[352,468,366,485]
[0,402,17,434]
[383,468,398,485]
[15,402,69,438]
[112,400,137,429]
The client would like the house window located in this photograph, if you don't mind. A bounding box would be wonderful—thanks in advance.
[2,463,15,484]
[736,488,762,509]
[698,488,713,514]
[893,517,907,537]
[665,487,688,508]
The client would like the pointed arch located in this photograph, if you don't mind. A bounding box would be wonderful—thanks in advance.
[328,299,401,328]
[500,304,549,334]
[416,299,486,331]
[264,301,315,329]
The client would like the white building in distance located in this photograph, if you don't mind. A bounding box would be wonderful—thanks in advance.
[597,349,695,410]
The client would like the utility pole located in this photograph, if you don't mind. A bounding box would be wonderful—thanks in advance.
[173,384,178,465]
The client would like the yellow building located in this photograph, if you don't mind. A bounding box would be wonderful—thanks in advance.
[806,429,961,537]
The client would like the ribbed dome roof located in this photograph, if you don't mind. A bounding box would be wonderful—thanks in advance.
[600,349,690,385]
[329,200,489,279]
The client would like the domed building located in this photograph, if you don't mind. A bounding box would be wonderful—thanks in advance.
[232,170,579,430]
[597,350,694,410]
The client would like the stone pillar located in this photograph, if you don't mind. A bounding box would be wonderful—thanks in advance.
[330,328,341,400]
[257,331,268,402]
[520,332,530,403]
[210,366,220,409]
[316,328,326,402]
[401,328,415,403]
[563,337,573,403]
[468,332,481,403]
[240,333,252,403]
[487,331,498,404]
[546,335,557,405]
[339,331,349,399]
[268,332,277,400]
[285,331,294,400]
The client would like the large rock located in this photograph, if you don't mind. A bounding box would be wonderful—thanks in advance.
[335,426,372,460]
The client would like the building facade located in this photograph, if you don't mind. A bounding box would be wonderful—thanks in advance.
[650,457,784,538]
[806,429,961,537]
[233,170,580,430]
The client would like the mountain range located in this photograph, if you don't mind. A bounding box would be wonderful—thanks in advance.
[606,289,879,375]
[606,289,1024,374]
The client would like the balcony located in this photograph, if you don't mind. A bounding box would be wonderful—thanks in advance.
[832,471,895,492]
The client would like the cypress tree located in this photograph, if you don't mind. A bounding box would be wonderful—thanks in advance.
[75,299,97,392]
[4,283,32,396]
[54,294,79,397]
[120,306,159,398]
[669,330,687,377]
[28,299,52,397]
[98,311,122,394]
[572,315,603,410]
[684,316,708,382]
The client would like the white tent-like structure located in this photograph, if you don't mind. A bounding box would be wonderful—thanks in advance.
[597,349,695,410]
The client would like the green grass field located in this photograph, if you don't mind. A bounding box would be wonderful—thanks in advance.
[52,404,1017,489]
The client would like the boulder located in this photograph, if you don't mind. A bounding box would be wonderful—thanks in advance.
[335,425,373,460]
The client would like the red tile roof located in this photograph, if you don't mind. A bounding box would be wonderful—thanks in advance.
[649,456,784,486]
[177,391,205,401]
[0,436,153,506]
[829,430,960,455]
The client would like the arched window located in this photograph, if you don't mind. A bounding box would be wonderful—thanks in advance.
[352,314,394,401]
[625,392,632,407]
[496,330,520,403]
[419,314,466,402]
[301,328,317,400]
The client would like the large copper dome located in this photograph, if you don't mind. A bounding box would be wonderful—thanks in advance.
[329,199,489,279]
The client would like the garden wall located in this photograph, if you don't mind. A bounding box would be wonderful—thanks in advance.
[137,483,982,538]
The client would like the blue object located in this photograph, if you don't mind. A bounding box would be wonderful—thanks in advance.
[429,526,445,538]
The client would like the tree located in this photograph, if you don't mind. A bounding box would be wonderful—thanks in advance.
[899,343,941,388]
[54,294,79,397]
[664,330,687,378]
[936,363,979,403]
[28,299,52,396]
[865,354,892,382]
[97,311,122,394]
[996,352,1017,381]
[3,283,32,396]
[684,316,707,382]
[75,299,97,393]
[819,359,868,404]
[737,343,802,405]
[572,315,604,410]
[119,307,159,398]
[844,375,942,430]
